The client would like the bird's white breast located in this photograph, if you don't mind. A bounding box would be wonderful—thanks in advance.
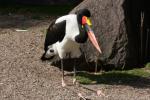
[55,39,81,59]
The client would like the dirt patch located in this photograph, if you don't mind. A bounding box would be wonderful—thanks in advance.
[0,14,150,100]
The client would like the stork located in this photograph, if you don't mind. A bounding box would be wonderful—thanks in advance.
[41,9,102,87]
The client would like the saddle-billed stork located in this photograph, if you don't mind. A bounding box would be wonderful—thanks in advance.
[41,9,102,87]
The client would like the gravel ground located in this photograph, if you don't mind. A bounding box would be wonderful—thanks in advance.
[0,14,150,100]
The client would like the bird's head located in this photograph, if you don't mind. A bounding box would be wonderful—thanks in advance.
[76,8,91,26]
[76,9,102,53]
[41,44,58,61]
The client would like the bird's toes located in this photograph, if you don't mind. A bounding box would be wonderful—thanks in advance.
[73,78,77,85]
[96,90,106,96]
[62,79,66,87]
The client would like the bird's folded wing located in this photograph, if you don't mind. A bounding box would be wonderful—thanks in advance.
[44,20,66,51]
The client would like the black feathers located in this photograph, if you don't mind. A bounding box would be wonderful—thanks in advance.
[44,20,66,51]
[75,24,88,43]
[76,9,91,24]
[75,9,91,43]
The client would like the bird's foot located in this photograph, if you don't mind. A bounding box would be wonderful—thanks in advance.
[97,90,107,97]
[73,78,76,85]
[78,93,87,100]
[62,79,66,87]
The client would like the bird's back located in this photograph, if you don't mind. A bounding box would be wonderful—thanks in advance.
[44,19,66,51]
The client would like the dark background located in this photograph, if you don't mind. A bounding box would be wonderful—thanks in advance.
[0,0,81,5]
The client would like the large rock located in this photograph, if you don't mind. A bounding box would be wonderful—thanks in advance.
[70,0,128,70]
[53,0,150,71]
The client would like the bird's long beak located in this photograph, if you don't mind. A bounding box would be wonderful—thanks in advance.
[82,16,102,53]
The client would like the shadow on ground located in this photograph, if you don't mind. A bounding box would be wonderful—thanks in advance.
[0,5,75,29]
[75,71,150,89]
[0,14,57,29]
[51,58,150,89]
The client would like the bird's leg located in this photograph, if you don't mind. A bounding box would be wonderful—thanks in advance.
[94,60,98,74]
[73,59,77,85]
[61,59,66,87]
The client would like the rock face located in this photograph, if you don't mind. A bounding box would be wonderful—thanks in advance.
[53,0,150,71]
[70,0,128,70]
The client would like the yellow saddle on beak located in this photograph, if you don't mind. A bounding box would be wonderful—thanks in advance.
[87,17,92,26]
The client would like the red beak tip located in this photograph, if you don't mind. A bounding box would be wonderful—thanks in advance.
[100,51,102,54]
[98,48,102,54]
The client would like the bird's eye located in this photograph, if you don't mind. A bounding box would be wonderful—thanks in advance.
[50,49,54,52]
